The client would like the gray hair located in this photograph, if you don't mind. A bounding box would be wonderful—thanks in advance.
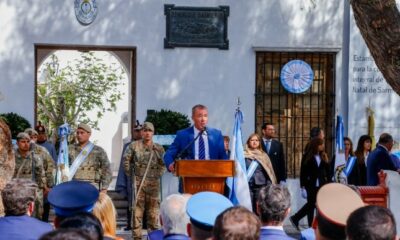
[257,184,291,224]
[160,194,190,235]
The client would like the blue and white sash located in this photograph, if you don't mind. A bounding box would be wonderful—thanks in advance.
[246,160,260,181]
[68,142,95,181]
[344,156,357,177]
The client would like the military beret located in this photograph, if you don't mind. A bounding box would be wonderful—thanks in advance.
[16,132,31,140]
[48,181,99,217]
[35,125,46,133]
[186,191,233,231]
[316,183,364,235]
[24,128,38,136]
[77,123,91,133]
[142,122,154,132]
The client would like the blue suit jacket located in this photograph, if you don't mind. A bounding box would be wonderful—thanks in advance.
[0,215,53,240]
[367,145,397,186]
[163,126,227,168]
[259,228,295,240]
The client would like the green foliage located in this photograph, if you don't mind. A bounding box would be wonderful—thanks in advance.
[0,112,31,139]
[37,52,125,131]
[145,109,191,135]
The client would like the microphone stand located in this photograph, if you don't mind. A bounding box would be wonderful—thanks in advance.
[175,128,205,160]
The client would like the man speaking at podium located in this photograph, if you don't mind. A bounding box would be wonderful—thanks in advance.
[164,104,228,172]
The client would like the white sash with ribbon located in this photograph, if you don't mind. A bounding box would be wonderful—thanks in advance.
[68,142,95,181]
[246,160,260,181]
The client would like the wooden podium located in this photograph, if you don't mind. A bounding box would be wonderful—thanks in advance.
[175,160,235,195]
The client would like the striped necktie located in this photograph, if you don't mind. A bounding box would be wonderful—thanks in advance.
[199,134,205,160]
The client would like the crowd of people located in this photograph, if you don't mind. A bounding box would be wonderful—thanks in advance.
[0,102,399,240]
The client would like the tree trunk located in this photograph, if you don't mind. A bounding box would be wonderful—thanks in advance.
[350,0,400,95]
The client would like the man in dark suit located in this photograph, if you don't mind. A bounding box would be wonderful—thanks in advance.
[0,179,53,239]
[164,104,227,172]
[367,133,399,186]
[261,123,286,183]
[257,184,294,240]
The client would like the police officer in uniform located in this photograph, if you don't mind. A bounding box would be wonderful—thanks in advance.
[68,123,112,192]
[13,132,47,219]
[123,122,166,240]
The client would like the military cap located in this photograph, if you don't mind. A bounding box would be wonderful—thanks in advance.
[315,183,364,238]
[35,125,46,133]
[186,191,233,231]
[133,120,142,130]
[142,122,154,132]
[48,181,99,217]
[24,128,38,136]
[77,123,91,133]
[16,132,30,140]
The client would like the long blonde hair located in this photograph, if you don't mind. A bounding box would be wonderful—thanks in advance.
[93,192,118,238]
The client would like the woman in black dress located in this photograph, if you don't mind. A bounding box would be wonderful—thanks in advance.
[347,135,372,185]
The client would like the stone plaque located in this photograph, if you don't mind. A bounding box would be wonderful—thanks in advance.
[164,5,229,50]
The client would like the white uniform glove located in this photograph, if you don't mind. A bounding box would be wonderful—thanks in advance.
[301,188,307,199]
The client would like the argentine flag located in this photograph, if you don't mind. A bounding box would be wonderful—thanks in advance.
[56,123,70,185]
[334,115,347,183]
[226,109,252,210]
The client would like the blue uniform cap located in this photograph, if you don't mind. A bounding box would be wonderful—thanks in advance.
[186,191,233,231]
[48,181,99,217]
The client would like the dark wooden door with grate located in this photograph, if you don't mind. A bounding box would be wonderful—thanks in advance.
[255,52,335,178]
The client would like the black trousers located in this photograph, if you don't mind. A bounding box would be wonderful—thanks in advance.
[292,187,319,227]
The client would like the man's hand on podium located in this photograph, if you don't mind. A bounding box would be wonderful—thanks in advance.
[168,162,175,172]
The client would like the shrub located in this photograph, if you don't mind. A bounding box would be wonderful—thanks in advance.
[145,109,190,135]
[0,112,31,139]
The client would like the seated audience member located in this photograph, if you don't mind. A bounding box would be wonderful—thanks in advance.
[159,194,191,240]
[213,206,261,240]
[346,205,397,240]
[257,184,294,240]
[186,191,233,240]
[40,229,94,240]
[314,183,364,240]
[93,192,123,240]
[0,179,53,239]
[47,180,99,227]
[59,212,103,240]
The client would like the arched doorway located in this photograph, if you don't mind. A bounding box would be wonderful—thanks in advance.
[34,44,136,183]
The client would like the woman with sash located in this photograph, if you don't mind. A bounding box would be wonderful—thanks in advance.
[244,133,276,213]
[348,135,372,185]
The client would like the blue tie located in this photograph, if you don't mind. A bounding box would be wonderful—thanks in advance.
[199,134,205,160]
[266,140,271,153]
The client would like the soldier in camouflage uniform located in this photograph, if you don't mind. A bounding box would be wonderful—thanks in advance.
[13,132,47,219]
[0,119,15,216]
[25,128,55,221]
[68,123,112,192]
[123,122,166,240]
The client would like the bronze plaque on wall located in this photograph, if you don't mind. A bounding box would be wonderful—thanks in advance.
[164,5,229,50]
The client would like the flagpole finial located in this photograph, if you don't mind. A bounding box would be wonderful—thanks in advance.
[236,97,241,111]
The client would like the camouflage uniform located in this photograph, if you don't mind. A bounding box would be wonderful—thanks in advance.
[31,144,55,188]
[13,150,47,219]
[68,143,112,191]
[123,140,165,240]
